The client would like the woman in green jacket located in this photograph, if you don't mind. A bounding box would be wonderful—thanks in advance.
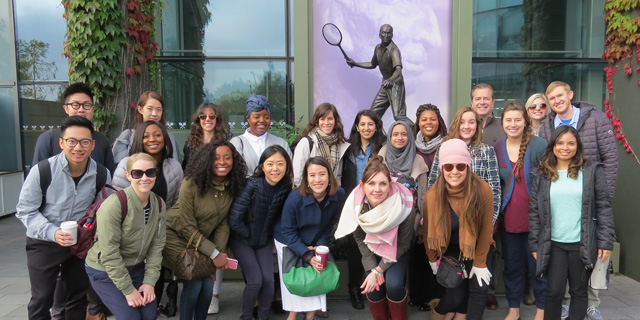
[85,153,167,320]
[162,140,248,320]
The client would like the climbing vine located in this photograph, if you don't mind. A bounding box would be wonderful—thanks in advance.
[603,0,640,161]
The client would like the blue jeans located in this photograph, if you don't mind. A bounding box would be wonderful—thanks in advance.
[501,230,546,309]
[180,275,214,320]
[365,251,409,302]
[85,264,157,320]
[229,237,274,320]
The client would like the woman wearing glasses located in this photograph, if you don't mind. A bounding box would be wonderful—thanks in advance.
[112,91,181,164]
[85,153,167,320]
[183,102,228,169]
[423,139,495,320]
[525,94,550,136]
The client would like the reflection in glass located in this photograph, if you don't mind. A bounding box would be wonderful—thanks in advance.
[0,88,18,170]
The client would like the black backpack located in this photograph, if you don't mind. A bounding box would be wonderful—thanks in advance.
[290,136,314,156]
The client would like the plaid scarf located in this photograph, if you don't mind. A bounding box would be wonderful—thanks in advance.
[314,128,340,171]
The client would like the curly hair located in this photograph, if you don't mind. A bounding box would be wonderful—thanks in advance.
[187,102,227,151]
[445,107,483,147]
[134,91,166,128]
[537,126,586,181]
[184,140,247,196]
[129,121,173,160]
[300,103,346,142]
[501,102,533,182]
[347,110,386,155]
[414,103,447,138]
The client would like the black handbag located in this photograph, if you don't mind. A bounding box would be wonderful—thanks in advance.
[436,255,467,288]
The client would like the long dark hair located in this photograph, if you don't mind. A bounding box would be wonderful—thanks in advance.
[187,102,227,151]
[129,120,173,160]
[537,126,586,181]
[300,103,346,142]
[134,91,166,128]
[501,102,532,182]
[184,140,247,196]
[347,110,386,154]
[298,157,340,197]
[414,103,447,138]
[253,145,294,184]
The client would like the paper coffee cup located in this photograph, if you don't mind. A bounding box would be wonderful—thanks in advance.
[315,245,330,269]
[60,221,78,245]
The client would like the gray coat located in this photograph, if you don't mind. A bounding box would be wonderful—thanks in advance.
[528,162,615,276]
[538,102,618,199]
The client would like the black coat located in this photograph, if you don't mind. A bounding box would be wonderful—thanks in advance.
[228,177,292,248]
[528,162,615,276]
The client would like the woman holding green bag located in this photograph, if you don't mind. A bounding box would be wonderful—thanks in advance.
[273,157,346,320]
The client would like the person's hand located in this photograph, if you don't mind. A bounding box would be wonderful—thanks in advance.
[382,80,393,88]
[360,271,382,294]
[598,249,612,262]
[54,229,74,247]
[213,253,229,269]
[429,261,438,275]
[307,246,318,251]
[532,251,537,260]
[469,266,492,287]
[309,256,323,273]
[346,58,355,68]
[138,284,155,305]
[125,289,144,308]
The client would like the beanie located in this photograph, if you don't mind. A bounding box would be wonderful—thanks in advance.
[438,139,471,169]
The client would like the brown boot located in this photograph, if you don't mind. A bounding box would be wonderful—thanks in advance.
[387,293,408,320]
[85,311,106,320]
[367,296,389,320]
[429,299,445,320]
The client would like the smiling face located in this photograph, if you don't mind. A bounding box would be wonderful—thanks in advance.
[213,145,233,182]
[502,110,525,139]
[307,164,329,199]
[263,152,286,186]
[357,115,376,141]
[390,124,408,148]
[361,171,390,208]
[126,159,156,194]
[318,111,336,135]
[200,107,217,133]
[443,163,468,188]
[528,97,547,121]
[63,92,95,121]
[471,87,495,119]
[247,109,271,136]
[138,98,163,122]
[459,111,477,145]
[553,132,578,164]
[59,126,95,167]
[142,124,165,157]
[547,86,574,118]
[419,110,440,140]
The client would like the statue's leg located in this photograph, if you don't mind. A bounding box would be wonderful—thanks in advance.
[390,82,414,126]
[370,87,391,119]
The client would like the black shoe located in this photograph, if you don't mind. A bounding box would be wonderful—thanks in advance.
[419,301,431,311]
[271,299,285,315]
[162,280,178,317]
[408,300,422,307]
[523,287,535,306]
[486,294,499,310]
[349,286,365,310]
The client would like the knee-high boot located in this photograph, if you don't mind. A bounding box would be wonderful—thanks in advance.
[367,296,389,320]
[387,292,408,320]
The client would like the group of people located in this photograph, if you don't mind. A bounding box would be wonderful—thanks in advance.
[15,80,616,320]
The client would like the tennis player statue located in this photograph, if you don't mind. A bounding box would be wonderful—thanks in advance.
[346,24,413,125]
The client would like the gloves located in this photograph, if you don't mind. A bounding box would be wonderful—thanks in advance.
[469,266,492,287]
[429,261,438,275]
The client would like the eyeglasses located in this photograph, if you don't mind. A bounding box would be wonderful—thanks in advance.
[443,163,467,172]
[64,102,94,110]
[528,103,547,110]
[199,114,217,120]
[129,168,158,179]
[63,138,93,148]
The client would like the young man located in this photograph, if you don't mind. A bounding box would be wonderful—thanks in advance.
[538,81,618,320]
[32,82,115,174]
[16,116,111,320]
[471,83,506,145]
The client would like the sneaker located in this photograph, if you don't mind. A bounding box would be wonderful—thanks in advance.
[561,304,569,319]
[586,306,603,320]
[207,296,219,314]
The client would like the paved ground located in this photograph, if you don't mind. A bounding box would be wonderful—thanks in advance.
[1,215,639,319]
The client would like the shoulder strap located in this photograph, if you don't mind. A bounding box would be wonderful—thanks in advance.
[37,159,52,213]
[50,128,62,155]
[95,163,107,197]
[306,136,314,152]
[154,193,163,212]
[114,190,128,223]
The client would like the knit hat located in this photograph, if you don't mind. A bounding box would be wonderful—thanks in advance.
[438,139,471,169]
[245,94,271,117]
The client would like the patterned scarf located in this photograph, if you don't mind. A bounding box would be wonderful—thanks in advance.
[416,133,443,155]
[314,128,340,171]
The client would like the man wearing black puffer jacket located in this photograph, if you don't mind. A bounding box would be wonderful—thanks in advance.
[537,81,618,320]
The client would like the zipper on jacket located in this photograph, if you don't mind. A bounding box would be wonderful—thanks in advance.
[134,206,150,265]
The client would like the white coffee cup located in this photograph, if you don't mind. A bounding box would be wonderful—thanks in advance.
[60,221,78,245]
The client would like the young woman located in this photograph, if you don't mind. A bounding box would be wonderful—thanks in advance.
[379,121,430,188]
[231,94,292,176]
[112,121,183,208]
[529,126,614,320]
[274,157,346,320]
[183,102,227,169]
[335,155,414,320]
[228,145,293,320]
[162,141,248,320]
[525,93,549,136]
[112,91,180,164]
[423,139,495,320]
[292,103,350,187]
[85,153,166,320]
[410,103,448,311]
[493,102,547,320]
[340,109,386,310]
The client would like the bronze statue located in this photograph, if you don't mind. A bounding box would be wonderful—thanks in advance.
[346,24,413,126]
